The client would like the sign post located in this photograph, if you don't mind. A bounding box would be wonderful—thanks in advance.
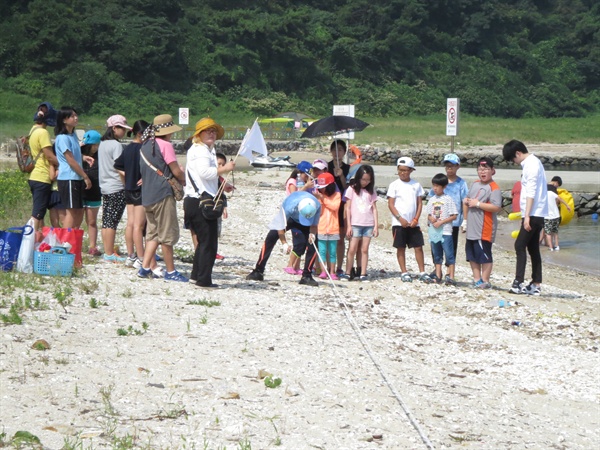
[178,108,189,125]
[446,98,459,152]
[333,104,355,140]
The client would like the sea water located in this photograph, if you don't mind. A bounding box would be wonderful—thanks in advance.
[496,216,600,276]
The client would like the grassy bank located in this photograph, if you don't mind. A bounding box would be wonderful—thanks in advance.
[1,107,599,146]
[0,170,31,230]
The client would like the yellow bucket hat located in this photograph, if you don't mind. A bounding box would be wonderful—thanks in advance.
[193,117,225,140]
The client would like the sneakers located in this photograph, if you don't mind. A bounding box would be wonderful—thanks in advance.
[401,272,412,283]
[318,271,328,280]
[126,255,137,267]
[299,275,318,286]
[103,253,126,263]
[339,274,351,281]
[137,267,157,279]
[358,275,369,282]
[88,247,102,257]
[522,283,541,296]
[477,281,492,289]
[444,275,457,286]
[133,258,143,270]
[215,253,225,261]
[246,270,264,281]
[152,267,164,278]
[164,270,189,282]
[509,279,524,294]
[553,246,560,251]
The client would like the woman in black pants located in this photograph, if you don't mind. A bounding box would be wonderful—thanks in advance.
[183,118,235,288]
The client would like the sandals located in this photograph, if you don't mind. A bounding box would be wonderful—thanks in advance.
[401,272,413,283]
[418,273,432,283]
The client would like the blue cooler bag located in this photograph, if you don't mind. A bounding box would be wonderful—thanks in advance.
[0,225,34,271]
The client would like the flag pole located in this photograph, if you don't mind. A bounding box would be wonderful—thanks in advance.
[212,117,260,207]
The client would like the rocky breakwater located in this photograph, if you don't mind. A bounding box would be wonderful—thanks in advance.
[359,143,600,171]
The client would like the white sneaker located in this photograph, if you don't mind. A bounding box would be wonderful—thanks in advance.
[152,267,164,278]
[133,258,143,270]
[126,255,137,267]
[554,246,560,251]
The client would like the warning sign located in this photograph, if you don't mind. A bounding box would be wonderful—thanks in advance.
[446,98,459,136]
[178,108,189,125]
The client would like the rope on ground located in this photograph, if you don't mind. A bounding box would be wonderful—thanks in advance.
[312,241,435,450]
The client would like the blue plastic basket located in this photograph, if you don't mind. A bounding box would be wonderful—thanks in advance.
[34,247,75,277]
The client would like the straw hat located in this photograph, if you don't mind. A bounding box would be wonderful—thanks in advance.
[193,117,224,140]
[153,114,182,136]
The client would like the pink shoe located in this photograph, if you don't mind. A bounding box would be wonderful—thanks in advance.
[318,271,328,279]
[283,267,297,275]
[330,274,339,281]
[295,269,303,275]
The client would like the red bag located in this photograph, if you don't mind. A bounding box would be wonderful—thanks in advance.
[42,227,84,267]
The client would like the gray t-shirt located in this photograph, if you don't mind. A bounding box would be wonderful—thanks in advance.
[98,140,124,195]
[466,180,502,242]
[139,139,174,207]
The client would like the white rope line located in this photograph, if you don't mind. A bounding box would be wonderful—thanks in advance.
[311,241,435,450]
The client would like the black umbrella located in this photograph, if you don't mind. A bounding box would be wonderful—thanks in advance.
[300,115,369,139]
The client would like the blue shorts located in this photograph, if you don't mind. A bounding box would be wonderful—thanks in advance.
[431,235,455,265]
[351,225,374,238]
[465,239,493,264]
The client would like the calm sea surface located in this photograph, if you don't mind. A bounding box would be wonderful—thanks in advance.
[495,216,600,276]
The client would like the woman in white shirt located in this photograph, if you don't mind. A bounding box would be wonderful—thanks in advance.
[183,118,235,288]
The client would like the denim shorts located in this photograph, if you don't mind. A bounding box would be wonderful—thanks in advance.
[351,225,374,238]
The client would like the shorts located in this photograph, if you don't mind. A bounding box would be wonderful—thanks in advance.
[124,189,142,206]
[28,180,52,219]
[101,190,126,230]
[544,217,560,234]
[465,239,493,264]
[84,199,101,208]
[392,226,424,249]
[351,225,374,238]
[49,191,65,209]
[145,196,179,246]
[431,235,455,265]
[57,179,85,209]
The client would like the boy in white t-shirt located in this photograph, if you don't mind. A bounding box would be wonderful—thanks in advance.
[544,184,571,251]
[387,157,430,282]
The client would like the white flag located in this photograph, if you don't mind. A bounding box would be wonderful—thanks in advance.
[238,120,268,163]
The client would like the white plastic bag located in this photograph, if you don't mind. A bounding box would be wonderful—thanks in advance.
[16,219,35,273]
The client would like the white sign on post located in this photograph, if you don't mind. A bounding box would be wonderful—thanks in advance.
[178,108,189,125]
[333,104,355,140]
[446,98,459,136]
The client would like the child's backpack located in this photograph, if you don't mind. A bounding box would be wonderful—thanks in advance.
[15,134,41,173]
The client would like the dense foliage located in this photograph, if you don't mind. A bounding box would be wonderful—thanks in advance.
[0,0,598,119]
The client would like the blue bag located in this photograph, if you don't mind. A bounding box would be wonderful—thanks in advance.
[0,225,34,271]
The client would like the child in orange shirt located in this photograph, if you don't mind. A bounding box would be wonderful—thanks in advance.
[313,172,341,280]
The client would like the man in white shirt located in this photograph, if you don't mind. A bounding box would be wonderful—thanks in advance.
[502,140,548,296]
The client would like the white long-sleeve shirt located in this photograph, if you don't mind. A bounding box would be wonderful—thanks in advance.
[184,142,219,197]
[520,153,548,218]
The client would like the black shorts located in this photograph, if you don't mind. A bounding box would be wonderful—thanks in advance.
[28,180,52,220]
[124,189,142,206]
[48,191,65,209]
[57,179,85,209]
[392,226,424,249]
[465,239,493,264]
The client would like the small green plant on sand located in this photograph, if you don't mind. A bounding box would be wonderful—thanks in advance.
[117,322,149,336]
[264,376,282,389]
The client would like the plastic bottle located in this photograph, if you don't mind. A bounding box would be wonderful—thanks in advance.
[297,174,305,189]
[487,298,511,307]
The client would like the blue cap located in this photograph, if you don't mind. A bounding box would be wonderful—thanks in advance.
[442,153,460,165]
[82,130,102,145]
[296,160,312,174]
[297,197,318,226]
